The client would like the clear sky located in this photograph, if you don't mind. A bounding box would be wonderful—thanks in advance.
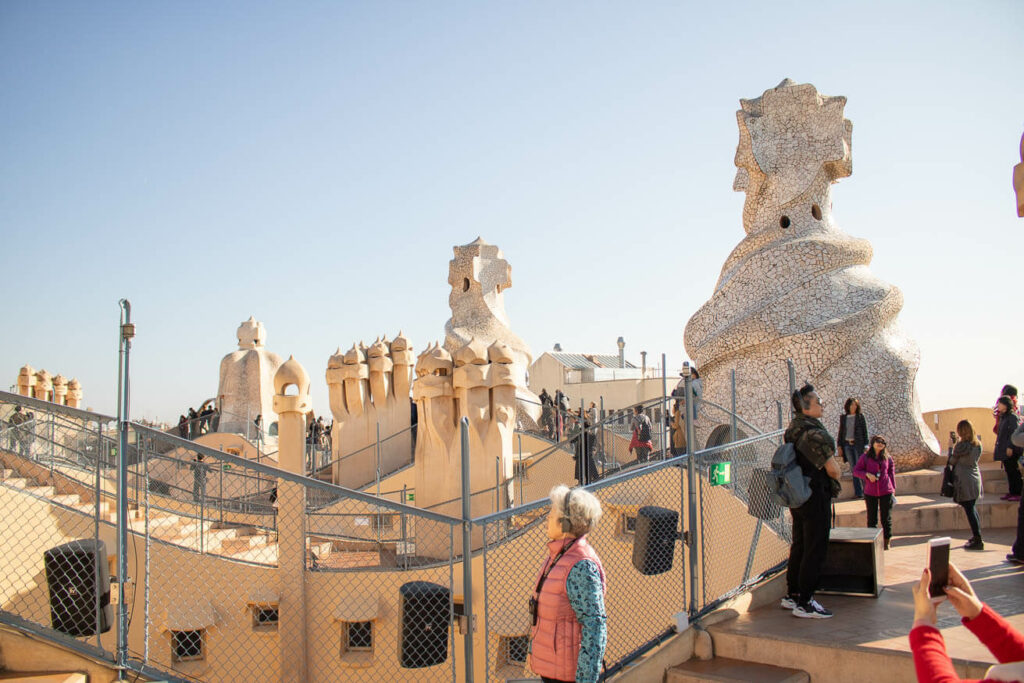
[1,1,1021,424]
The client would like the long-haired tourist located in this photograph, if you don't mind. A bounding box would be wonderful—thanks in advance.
[529,485,607,683]
[838,398,869,499]
[949,420,985,550]
[853,435,896,549]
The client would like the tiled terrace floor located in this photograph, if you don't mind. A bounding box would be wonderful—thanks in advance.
[719,526,1024,666]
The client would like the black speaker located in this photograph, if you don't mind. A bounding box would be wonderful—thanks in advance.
[632,506,678,576]
[44,539,112,637]
[747,468,781,520]
[399,581,450,668]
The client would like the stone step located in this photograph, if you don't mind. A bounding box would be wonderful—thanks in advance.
[668,656,809,683]
[228,543,278,564]
[220,534,271,554]
[832,493,1018,535]
[50,493,82,507]
[26,485,56,498]
[837,464,1008,500]
[708,620,920,683]
[0,673,89,682]
[308,539,333,560]
[5,478,33,489]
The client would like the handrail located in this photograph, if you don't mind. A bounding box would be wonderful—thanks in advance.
[131,424,461,524]
[0,390,116,424]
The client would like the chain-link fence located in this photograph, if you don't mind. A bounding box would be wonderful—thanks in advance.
[0,377,794,682]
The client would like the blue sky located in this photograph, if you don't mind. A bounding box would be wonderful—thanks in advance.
[1,1,1022,423]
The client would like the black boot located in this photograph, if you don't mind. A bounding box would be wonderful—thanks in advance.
[965,537,985,551]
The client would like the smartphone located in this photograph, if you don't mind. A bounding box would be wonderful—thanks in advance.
[949,431,957,442]
[928,537,951,601]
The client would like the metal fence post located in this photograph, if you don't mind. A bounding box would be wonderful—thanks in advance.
[94,419,103,650]
[730,369,737,444]
[777,401,784,430]
[115,299,134,677]
[661,354,668,460]
[683,365,698,615]
[459,417,475,680]
[786,359,796,418]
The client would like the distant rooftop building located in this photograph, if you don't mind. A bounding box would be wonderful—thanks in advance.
[547,352,637,372]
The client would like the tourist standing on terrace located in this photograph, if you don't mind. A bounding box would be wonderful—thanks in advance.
[853,435,896,549]
[838,398,869,499]
[948,420,985,551]
[539,389,554,439]
[530,485,606,683]
[782,384,841,619]
[994,396,1022,502]
[1009,422,1024,565]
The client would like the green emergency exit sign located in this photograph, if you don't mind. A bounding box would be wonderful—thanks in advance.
[709,462,731,486]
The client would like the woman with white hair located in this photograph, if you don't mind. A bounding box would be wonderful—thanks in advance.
[529,485,607,683]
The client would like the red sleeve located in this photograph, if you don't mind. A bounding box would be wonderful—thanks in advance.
[909,625,969,683]
[963,604,1024,663]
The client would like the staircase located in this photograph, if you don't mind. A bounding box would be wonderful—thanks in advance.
[834,461,1017,534]
[0,467,279,562]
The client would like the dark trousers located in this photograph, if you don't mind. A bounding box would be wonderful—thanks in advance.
[787,491,831,604]
[843,444,864,497]
[542,677,572,683]
[959,499,982,539]
[635,446,651,463]
[1004,454,1022,496]
[865,493,894,540]
[1012,496,1024,559]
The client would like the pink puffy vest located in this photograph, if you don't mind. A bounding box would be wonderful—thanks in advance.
[530,536,606,681]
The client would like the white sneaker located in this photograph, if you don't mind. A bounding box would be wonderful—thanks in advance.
[779,596,797,610]
[792,599,833,619]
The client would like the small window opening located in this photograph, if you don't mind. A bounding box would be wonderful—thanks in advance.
[811,204,822,220]
[462,277,470,292]
[172,629,205,662]
[251,604,279,632]
[502,635,529,666]
[344,621,373,653]
[779,216,791,229]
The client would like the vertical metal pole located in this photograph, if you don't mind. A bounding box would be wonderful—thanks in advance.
[661,354,668,460]
[517,433,523,506]
[683,367,698,616]
[459,418,475,679]
[777,401,784,430]
[730,370,737,445]
[143,433,151,665]
[494,456,500,512]
[115,299,132,678]
[401,484,408,570]
[786,359,796,418]
[219,459,224,525]
[375,422,382,501]
[94,419,102,650]
[579,398,586,483]
[599,396,606,477]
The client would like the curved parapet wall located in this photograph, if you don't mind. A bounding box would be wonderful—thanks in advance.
[685,80,938,470]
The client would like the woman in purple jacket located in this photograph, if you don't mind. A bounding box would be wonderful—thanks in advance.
[853,435,896,549]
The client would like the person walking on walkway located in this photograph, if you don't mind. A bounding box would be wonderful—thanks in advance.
[838,398,869,499]
[529,485,607,683]
[628,405,653,463]
[781,384,841,619]
[948,419,985,551]
[853,434,896,549]
[995,396,1022,502]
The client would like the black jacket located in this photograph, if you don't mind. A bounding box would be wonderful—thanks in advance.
[785,413,837,496]
[994,411,1023,462]
[837,412,868,452]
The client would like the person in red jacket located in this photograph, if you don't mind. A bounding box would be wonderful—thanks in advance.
[909,562,1024,682]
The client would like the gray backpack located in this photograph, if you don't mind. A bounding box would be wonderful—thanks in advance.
[768,442,812,508]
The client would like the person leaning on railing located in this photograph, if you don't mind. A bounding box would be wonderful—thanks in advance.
[529,485,607,683]
[909,562,1024,682]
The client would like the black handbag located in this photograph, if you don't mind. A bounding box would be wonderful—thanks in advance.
[940,458,956,498]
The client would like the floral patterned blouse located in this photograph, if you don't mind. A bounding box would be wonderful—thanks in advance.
[565,559,607,682]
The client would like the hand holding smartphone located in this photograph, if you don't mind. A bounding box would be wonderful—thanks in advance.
[928,537,951,602]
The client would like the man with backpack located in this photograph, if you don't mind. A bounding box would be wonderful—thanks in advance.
[782,384,841,619]
[629,405,654,463]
